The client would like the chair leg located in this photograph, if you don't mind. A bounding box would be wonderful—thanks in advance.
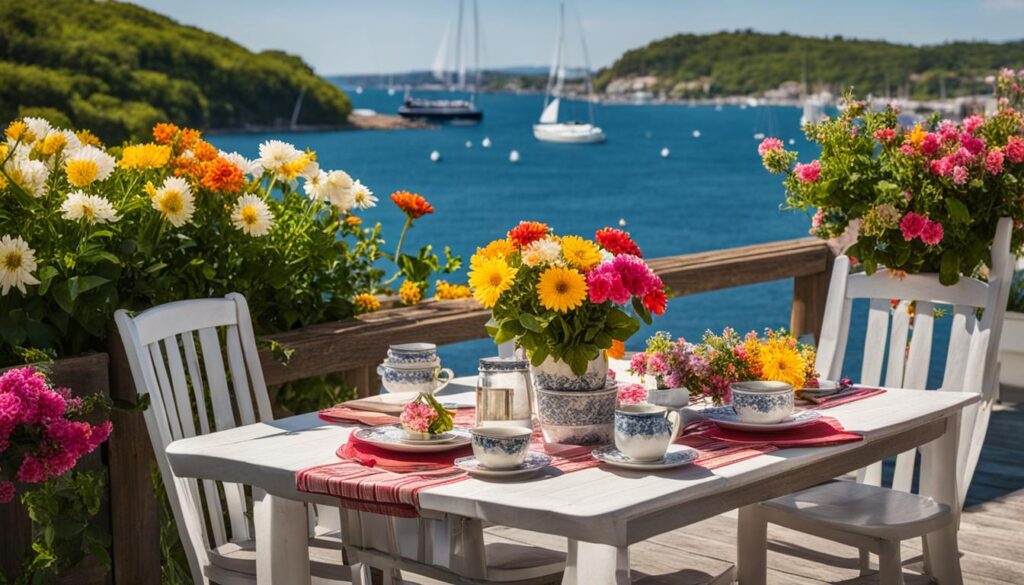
[858,547,873,575]
[877,540,905,585]
[923,524,964,585]
[736,505,768,585]
[351,562,372,585]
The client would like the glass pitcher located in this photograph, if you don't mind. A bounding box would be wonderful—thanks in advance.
[476,357,534,429]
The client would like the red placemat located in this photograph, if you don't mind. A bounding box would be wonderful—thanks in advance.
[319,407,400,427]
[804,386,886,409]
[681,416,863,448]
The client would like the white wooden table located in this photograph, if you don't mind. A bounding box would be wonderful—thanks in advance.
[166,388,976,585]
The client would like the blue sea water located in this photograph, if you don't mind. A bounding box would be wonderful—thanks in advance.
[210,89,947,388]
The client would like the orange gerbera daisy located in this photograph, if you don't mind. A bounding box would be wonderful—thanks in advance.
[152,123,180,144]
[200,157,245,193]
[391,191,434,219]
[507,221,549,248]
[179,128,202,151]
[191,139,219,162]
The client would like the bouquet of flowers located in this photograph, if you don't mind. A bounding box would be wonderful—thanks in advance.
[0,366,111,504]
[468,222,666,375]
[630,328,819,404]
[759,69,1024,284]
[399,392,455,436]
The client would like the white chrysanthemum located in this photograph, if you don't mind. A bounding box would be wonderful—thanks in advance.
[230,194,276,237]
[152,176,195,227]
[599,249,615,263]
[7,157,49,197]
[300,159,320,179]
[256,140,302,172]
[64,145,116,187]
[22,117,52,144]
[351,180,377,209]
[0,234,40,296]
[219,150,263,177]
[324,170,355,210]
[60,190,120,224]
[522,237,563,267]
[303,170,328,201]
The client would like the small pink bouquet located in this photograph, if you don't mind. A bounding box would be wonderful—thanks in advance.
[0,367,111,503]
[399,392,454,437]
[617,383,648,405]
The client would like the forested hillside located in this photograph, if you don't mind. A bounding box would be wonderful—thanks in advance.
[595,31,1024,98]
[0,0,351,143]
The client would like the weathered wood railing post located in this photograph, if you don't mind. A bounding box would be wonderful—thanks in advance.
[790,244,836,343]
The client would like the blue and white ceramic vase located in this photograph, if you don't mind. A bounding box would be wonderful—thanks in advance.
[530,354,608,392]
[535,381,617,445]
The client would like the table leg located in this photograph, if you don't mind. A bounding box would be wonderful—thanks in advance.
[562,539,629,585]
[736,505,768,585]
[254,489,311,585]
[918,412,964,585]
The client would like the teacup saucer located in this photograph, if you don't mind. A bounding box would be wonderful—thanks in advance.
[400,431,458,444]
[699,407,821,432]
[454,452,552,479]
[591,445,698,470]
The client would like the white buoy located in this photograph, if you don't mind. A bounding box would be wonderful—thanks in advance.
[387,88,396,96]
[509,150,520,163]
[692,130,701,138]
[788,138,796,145]
[355,86,364,95]
[430,150,441,162]
[753,132,766,140]
[618,218,627,227]
[465,140,473,149]
[660,147,670,158]
[482,137,492,148]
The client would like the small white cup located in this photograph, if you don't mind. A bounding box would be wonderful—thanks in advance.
[730,381,794,424]
[470,426,532,469]
[614,404,682,462]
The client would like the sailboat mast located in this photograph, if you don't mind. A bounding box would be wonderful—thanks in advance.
[576,7,596,125]
[454,0,465,91]
[473,0,481,101]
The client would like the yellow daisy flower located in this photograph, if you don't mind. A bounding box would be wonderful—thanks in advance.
[354,293,381,313]
[474,239,515,262]
[468,256,517,308]
[436,280,472,300]
[119,143,172,170]
[560,235,602,272]
[757,339,806,389]
[399,280,423,305]
[536,266,587,313]
[151,176,195,227]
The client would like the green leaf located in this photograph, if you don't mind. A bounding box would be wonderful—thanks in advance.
[67,275,109,300]
[518,313,543,333]
[945,198,970,225]
[940,250,961,285]
[37,266,59,295]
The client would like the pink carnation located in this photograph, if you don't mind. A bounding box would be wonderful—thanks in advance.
[757,137,784,157]
[961,134,986,156]
[629,353,648,374]
[986,149,1005,175]
[938,120,959,144]
[1006,137,1024,163]
[962,115,984,134]
[794,160,821,183]
[610,255,660,298]
[587,264,631,304]
[617,383,647,406]
[874,128,896,143]
[929,158,951,176]
[921,221,944,246]
[899,143,917,157]
[921,133,940,156]
[400,401,437,434]
[0,481,14,504]
[952,165,969,185]
[900,212,928,241]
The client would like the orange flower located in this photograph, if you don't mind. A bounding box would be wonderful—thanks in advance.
[606,339,626,360]
[346,215,362,227]
[354,293,381,313]
[507,221,550,248]
[200,157,245,193]
[172,154,203,180]
[192,139,218,162]
[152,123,179,144]
[179,128,202,151]
[391,191,434,219]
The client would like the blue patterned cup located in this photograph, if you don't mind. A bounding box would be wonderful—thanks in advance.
[386,343,439,367]
[730,381,794,424]
[376,362,453,395]
[470,426,533,469]
[614,405,682,461]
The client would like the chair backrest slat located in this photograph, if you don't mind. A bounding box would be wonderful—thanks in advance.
[815,218,1013,507]
[115,294,274,583]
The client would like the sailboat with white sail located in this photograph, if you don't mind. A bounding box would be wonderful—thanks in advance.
[533,2,605,144]
[399,0,483,124]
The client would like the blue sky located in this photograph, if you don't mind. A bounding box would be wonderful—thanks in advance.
[131,0,1024,75]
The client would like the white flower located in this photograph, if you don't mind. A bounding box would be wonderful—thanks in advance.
[151,176,195,227]
[64,145,116,187]
[522,237,562,267]
[351,180,377,209]
[300,159,320,179]
[599,249,615,263]
[324,170,355,210]
[256,140,302,173]
[61,190,120,224]
[22,117,52,144]
[303,170,328,201]
[219,150,263,177]
[230,194,275,237]
[0,234,40,296]
[7,157,49,197]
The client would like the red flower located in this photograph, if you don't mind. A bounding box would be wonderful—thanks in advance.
[507,221,549,248]
[391,191,434,219]
[642,288,667,315]
[899,212,927,241]
[595,227,643,257]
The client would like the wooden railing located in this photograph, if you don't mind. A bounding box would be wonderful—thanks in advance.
[0,236,835,585]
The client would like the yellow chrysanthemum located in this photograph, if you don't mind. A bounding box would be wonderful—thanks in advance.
[119,143,172,170]
[39,132,67,156]
[277,153,316,181]
[474,239,515,262]
[536,266,587,313]
[354,293,381,313]
[468,256,517,308]
[757,339,806,389]
[5,121,27,142]
[909,124,926,148]
[399,280,423,305]
[560,236,602,272]
[75,130,101,147]
[436,280,472,300]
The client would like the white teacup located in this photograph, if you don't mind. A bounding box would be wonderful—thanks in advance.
[470,426,533,469]
[730,381,794,424]
[614,404,682,462]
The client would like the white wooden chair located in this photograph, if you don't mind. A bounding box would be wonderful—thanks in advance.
[117,294,565,585]
[737,217,1014,585]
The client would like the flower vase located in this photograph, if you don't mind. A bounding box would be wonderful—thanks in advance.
[533,354,616,445]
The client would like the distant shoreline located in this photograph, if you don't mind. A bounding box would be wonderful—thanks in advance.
[205,114,434,135]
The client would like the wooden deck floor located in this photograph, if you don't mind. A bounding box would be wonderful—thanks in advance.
[416,402,1024,584]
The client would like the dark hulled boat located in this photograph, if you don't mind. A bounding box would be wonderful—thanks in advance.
[398,97,483,123]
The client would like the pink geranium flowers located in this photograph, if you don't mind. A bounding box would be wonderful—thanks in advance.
[0,367,111,503]
[900,212,944,247]
[617,383,648,406]
[586,254,667,315]
[794,160,821,183]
